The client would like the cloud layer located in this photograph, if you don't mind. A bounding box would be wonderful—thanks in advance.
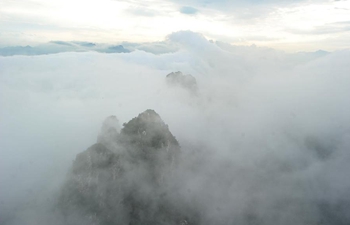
[1,31,350,224]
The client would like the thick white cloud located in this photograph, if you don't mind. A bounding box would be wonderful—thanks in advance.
[1,31,350,224]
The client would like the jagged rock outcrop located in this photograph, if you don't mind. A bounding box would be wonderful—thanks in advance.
[58,110,195,225]
[119,110,180,176]
[166,71,197,93]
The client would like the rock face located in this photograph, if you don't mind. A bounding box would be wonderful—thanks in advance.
[166,71,197,92]
[119,110,180,174]
[59,110,194,225]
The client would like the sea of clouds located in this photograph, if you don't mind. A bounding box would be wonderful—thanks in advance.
[1,31,350,225]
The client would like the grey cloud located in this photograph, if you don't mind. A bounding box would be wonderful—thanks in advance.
[180,6,199,14]
[168,0,329,21]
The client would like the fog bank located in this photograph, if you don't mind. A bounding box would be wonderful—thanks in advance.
[1,31,350,225]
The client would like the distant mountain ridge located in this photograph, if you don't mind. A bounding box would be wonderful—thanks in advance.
[0,42,130,56]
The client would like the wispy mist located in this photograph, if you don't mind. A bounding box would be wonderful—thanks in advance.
[1,31,350,225]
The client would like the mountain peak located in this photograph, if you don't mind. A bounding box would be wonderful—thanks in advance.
[59,109,187,225]
[166,71,197,92]
[120,109,180,154]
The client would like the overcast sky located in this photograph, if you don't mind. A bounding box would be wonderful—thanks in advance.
[0,0,349,51]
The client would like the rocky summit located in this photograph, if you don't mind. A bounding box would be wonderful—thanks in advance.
[58,109,196,225]
[166,71,197,93]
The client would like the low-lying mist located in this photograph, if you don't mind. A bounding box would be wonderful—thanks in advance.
[1,31,350,225]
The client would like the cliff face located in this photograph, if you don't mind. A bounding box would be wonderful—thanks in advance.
[59,110,194,225]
